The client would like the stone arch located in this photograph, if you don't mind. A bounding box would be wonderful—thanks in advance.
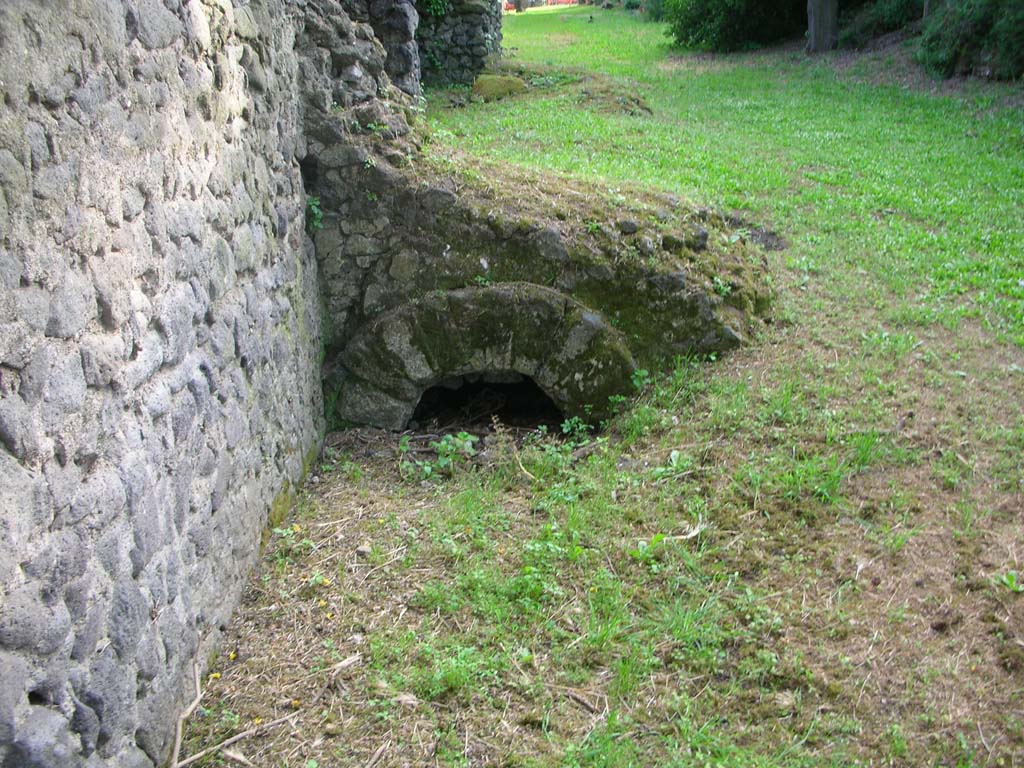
[333,283,637,429]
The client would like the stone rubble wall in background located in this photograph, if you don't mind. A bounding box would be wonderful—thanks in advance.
[0,0,398,762]
[416,0,503,85]
[339,0,423,97]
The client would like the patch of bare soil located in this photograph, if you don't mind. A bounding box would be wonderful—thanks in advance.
[655,55,724,75]
[661,35,1023,110]
[827,29,1024,111]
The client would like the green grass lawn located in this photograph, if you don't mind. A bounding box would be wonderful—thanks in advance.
[183,10,1024,768]
[429,6,1024,346]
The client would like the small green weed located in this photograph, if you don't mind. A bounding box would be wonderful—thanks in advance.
[306,196,324,230]
[628,533,668,572]
[400,432,479,480]
[650,449,694,482]
[560,415,592,443]
[874,520,921,556]
[271,524,315,568]
[631,368,652,391]
[887,723,909,760]
[995,570,1023,594]
[406,642,503,701]
[420,0,449,17]
[712,275,733,297]
[759,379,807,426]
[861,329,918,358]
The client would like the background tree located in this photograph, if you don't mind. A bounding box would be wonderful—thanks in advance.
[807,0,839,51]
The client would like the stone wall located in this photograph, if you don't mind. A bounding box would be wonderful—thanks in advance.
[0,0,393,763]
[417,0,503,85]
[339,0,423,97]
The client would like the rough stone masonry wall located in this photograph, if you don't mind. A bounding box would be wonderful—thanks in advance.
[339,0,422,97]
[417,0,502,85]
[0,1,334,764]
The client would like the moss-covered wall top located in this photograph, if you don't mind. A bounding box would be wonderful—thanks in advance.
[302,132,773,430]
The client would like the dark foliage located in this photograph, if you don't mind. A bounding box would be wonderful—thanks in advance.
[657,0,1022,79]
[839,0,924,48]
[918,0,1024,79]
[643,0,667,21]
[663,0,806,51]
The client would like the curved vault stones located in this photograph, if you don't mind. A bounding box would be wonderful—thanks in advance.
[334,283,636,429]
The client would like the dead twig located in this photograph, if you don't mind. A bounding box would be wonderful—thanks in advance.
[570,440,601,462]
[170,661,203,768]
[565,690,600,714]
[222,749,256,767]
[651,469,697,486]
[176,713,296,768]
[360,547,408,582]
[298,652,362,682]
[664,520,709,540]
[512,442,536,482]
[365,740,390,768]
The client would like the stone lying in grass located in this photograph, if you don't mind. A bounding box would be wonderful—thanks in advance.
[472,74,527,101]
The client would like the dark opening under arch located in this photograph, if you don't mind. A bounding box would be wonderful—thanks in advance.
[410,372,565,431]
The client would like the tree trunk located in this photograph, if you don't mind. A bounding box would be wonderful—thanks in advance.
[807,0,838,53]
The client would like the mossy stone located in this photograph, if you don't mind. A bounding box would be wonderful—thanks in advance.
[472,75,526,102]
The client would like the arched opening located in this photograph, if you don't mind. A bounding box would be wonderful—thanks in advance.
[410,371,565,431]
[333,284,636,430]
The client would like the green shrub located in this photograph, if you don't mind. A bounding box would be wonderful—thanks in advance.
[643,0,667,22]
[918,0,1024,79]
[663,0,806,52]
[839,0,924,48]
[624,0,641,10]
[417,0,449,17]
